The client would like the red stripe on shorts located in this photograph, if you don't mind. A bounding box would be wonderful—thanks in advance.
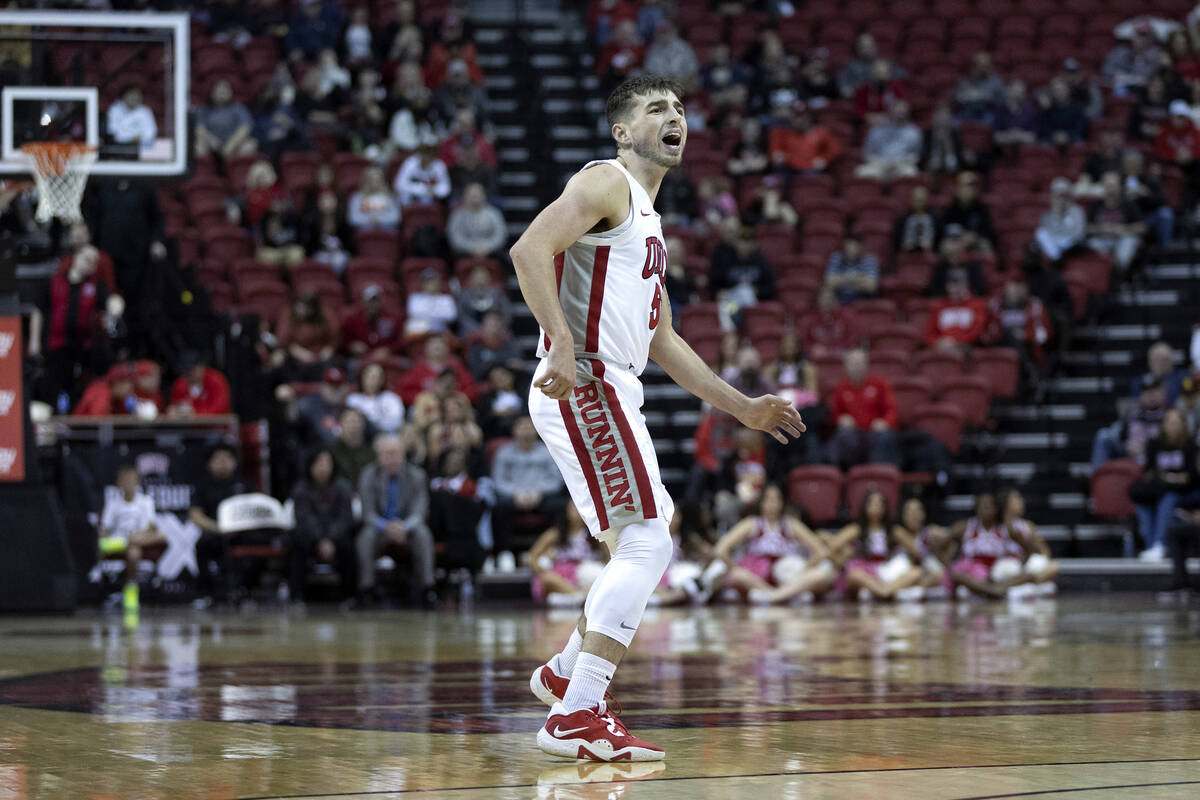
[542,252,566,351]
[584,246,610,353]
[591,359,657,521]
[558,396,609,531]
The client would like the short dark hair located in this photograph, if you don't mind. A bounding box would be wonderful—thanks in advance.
[116,463,138,479]
[605,75,685,128]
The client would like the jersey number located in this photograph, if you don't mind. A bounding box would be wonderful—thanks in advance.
[649,283,662,330]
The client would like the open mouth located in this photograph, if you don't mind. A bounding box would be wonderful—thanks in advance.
[661,130,682,148]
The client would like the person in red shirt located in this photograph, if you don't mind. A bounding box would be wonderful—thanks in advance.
[799,285,862,356]
[396,333,478,405]
[986,276,1052,369]
[341,284,401,359]
[1156,100,1200,206]
[75,363,138,417]
[169,353,232,416]
[853,59,906,124]
[826,348,900,469]
[925,269,991,351]
[768,103,841,173]
[133,360,164,412]
[596,19,643,86]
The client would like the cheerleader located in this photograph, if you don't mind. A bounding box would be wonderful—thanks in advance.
[527,501,608,607]
[892,497,953,599]
[830,490,923,601]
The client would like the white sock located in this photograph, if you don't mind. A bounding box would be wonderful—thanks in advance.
[560,652,616,713]
[550,627,584,678]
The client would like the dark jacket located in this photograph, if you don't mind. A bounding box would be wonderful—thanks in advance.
[292,477,355,544]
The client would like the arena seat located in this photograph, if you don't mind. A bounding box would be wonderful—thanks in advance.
[1090,459,1142,519]
[938,375,993,427]
[787,465,843,525]
[454,257,504,286]
[912,349,966,385]
[891,376,934,426]
[203,228,251,262]
[850,298,897,335]
[910,403,966,454]
[345,258,395,286]
[356,230,401,263]
[972,348,1020,398]
[845,464,902,517]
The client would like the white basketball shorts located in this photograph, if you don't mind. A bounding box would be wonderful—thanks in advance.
[528,356,674,540]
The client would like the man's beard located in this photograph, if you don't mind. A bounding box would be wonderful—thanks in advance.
[631,136,681,168]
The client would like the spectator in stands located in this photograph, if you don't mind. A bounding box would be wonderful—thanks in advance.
[387,64,441,154]
[798,47,839,104]
[347,166,401,233]
[276,290,337,372]
[286,366,349,444]
[992,79,1038,150]
[341,285,401,359]
[289,447,356,603]
[662,236,697,317]
[1133,341,1186,404]
[394,143,452,206]
[643,20,699,88]
[329,407,375,484]
[433,59,490,126]
[194,79,257,158]
[986,275,1052,382]
[742,174,799,228]
[1177,375,1200,435]
[1037,77,1090,145]
[838,33,901,99]
[447,183,506,260]
[920,104,966,174]
[424,393,485,475]
[1090,377,1169,470]
[255,84,310,163]
[1034,178,1087,264]
[448,133,500,202]
[99,463,162,612]
[490,416,567,568]
[527,500,606,607]
[893,185,937,255]
[1156,100,1200,208]
[726,117,770,178]
[1077,128,1128,196]
[826,348,900,470]
[656,169,699,225]
[596,19,643,92]
[799,285,861,357]
[242,160,285,228]
[342,5,373,68]
[709,218,776,317]
[295,61,344,130]
[306,196,352,273]
[1131,409,1197,562]
[1169,29,1200,81]
[405,269,457,336]
[697,176,738,227]
[132,360,163,413]
[256,194,305,270]
[74,363,138,417]
[428,447,488,581]
[1128,72,1171,142]
[439,109,496,171]
[106,85,157,148]
[853,59,907,126]
[1086,171,1146,273]
[345,68,388,153]
[190,443,249,606]
[925,269,991,351]
[357,433,436,606]
[457,264,511,335]
[1166,499,1200,592]
[856,100,921,180]
[701,43,752,110]
[1103,21,1165,96]
[477,364,525,439]
[1121,150,1176,252]
[925,225,988,297]
[347,363,405,435]
[589,0,636,47]
[712,426,774,530]
[728,343,777,399]
[397,333,478,405]
[767,102,841,174]
[168,352,231,417]
[427,10,484,88]
[1059,58,1104,123]
[42,243,116,406]
[824,231,879,306]
[285,0,342,62]
[953,53,1006,123]
[466,311,521,380]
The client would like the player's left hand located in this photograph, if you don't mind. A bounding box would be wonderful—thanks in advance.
[738,395,806,444]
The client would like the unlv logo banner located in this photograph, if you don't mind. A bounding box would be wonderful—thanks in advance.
[0,317,23,481]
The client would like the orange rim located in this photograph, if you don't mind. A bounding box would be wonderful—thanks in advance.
[20,142,97,177]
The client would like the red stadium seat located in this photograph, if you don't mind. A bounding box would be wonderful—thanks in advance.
[231,258,277,284]
[356,230,401,263]
[891,376,934,426]
[203,228,251,262]
[345,258,395,286]
[814,353,849,398]
[938,375,992,427]
[912,349,966,385]
[867,351,911,384]
[801,232,842,257]
[400,257,448,289]
[1063,251,1113,296]
[845,464,902,517]
[689,329,725,365]
[903,297,938,332]
[869,322,923,356]
[1090,458,1142,519]
[454,256,504,287]
[851,298,898,334]
[910,403,966,453]
[289,259,336,287]
[1064,276,1091,321]
[787,465,844,525]
[749,325,784,363]
[972,348,1020,398]
[402,203,446,240]
[680,302,721,337]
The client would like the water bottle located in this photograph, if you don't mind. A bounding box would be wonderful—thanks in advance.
[124,394,137,414]
[56,392,70,415]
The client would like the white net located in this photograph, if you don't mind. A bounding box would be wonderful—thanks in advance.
[20,144,97,223]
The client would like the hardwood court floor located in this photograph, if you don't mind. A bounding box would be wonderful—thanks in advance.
[0,595,1198,799]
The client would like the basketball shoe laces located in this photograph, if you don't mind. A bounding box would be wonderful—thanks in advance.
[595,701,629,737]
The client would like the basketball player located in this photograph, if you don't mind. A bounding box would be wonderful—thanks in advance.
[510,76,805,762]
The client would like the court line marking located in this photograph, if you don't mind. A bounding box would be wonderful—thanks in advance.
[229,758,1200,799]
[953,781,1200,799]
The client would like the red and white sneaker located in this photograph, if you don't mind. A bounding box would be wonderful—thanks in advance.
[536,701,665,762]
[530,663,570,707]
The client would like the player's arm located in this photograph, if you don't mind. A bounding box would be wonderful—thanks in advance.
[649,287,804,444]
[509,165,629,400]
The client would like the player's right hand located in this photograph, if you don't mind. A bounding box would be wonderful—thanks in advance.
[537,341,576,400]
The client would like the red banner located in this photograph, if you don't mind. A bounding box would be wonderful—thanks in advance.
[0,317,24,481]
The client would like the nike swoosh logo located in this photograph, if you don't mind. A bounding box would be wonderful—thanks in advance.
[619,621,636,631]
[640,210,657,217]
[554,725,590,737]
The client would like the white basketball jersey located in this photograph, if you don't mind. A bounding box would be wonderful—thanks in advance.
[536,158,667,376]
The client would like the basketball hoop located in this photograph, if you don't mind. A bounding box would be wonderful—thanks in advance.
[19,142,97,223]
